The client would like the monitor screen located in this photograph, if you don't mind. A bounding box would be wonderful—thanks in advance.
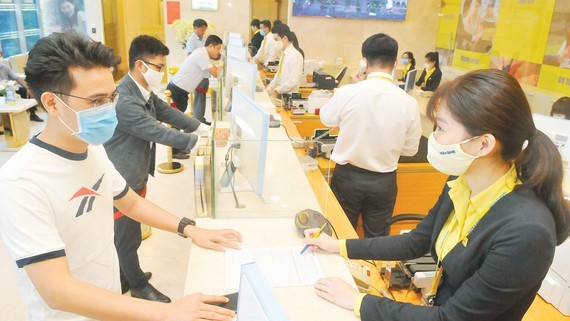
[292,0,408,21]
[227,44,248,61]
[225,57,256,100]
[231,88,270,195]
[237,262,290,321]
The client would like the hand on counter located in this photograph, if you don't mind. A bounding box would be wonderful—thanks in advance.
[165,293,235,321]
[314,277,359,310]
[185,226,243,252]
[303,228,339,253]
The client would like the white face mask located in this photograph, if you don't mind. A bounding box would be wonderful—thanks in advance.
[427,133,480,176]
[424,62,432,69]
[141,61,164,89]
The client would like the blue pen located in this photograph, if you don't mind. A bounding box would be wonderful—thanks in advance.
[300,222,328,254]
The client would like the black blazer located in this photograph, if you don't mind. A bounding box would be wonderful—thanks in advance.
[415,68,442,92]
[250,32,264,51]
[399,65,416,82]
[346,183,556,321]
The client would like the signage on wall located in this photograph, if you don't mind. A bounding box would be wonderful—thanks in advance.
[192,0,218,11]
[167,1,181,24]
[292,0,408,21]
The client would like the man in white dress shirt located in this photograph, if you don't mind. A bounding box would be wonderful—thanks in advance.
[183,19,211,125]
[266,23,304,98]
[320,33,422,237]
[253,20,281,66]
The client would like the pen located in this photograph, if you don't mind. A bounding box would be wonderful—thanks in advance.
[300,221,328,254]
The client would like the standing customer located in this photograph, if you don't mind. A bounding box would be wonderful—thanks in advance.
[320,33,422,237]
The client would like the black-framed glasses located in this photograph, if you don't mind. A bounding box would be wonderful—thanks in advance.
[53,90,119,108]
[142,60,165,72]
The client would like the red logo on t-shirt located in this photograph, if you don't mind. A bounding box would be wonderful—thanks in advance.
[71,174,104,218]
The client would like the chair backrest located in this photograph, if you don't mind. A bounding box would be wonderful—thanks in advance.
[9,53,28,74]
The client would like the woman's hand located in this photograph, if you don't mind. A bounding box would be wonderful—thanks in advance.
[303,228,339,253]
[314,277,359,310]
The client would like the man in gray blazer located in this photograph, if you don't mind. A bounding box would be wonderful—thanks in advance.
[104,35,210,303]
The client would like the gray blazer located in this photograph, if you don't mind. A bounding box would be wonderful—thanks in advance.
[104,75,201,191]
[349,182,556,321]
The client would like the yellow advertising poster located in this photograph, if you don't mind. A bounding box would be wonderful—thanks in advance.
[492,0,556,64]
[452,49,491,70]
[436,0,462,50]
[538,64,570,95]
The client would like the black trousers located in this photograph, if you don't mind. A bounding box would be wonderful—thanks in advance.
[331,163,397,238]
[193,78,209,123]
[114,186,148,291]
[16,86,37,114]
[166,82,190,112]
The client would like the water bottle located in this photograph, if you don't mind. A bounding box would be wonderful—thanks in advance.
[6,86,16,105]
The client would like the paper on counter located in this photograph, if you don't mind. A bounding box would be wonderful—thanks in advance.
[225,246,324,289]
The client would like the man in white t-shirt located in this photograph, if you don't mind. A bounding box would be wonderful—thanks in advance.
[253,20,281,66]
[0,30,239,321]
[167,35,221,125]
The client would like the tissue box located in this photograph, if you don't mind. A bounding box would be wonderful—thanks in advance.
[308,90,333,114]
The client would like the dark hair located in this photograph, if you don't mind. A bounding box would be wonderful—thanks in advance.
[260,20,271,30]
[551,97,570,119]
[425,51,440,69]
[426,69,570,245]
[403,51,416,69]
[128,35,169,70]
[274,19,282,26]
[193,19,208,28]
[288,32,304,59]
[25,30,120,106]
[250,19,260,28]
[272,23,290,37]
[361,33,398,68]
[205,35,223,47]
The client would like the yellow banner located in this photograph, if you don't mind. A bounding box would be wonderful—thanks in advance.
[537,64,570,95]
[436,0,462,50]
[492,0,556,64]
[452,49,491,70]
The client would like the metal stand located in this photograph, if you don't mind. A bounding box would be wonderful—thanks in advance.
[157,89,184,174]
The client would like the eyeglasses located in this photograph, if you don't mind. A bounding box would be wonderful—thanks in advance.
[142,60,165,72]
[53,90,119,108]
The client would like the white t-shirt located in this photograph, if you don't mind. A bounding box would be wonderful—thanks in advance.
[172,46,213,93]
[320,72,422,173]
[0,137,129,321]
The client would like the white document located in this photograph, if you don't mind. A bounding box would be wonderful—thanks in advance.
[225,246,324,289]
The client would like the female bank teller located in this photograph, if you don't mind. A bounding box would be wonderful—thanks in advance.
[398,51,416,82]
[416,51,442,92]
[305,69,570,321]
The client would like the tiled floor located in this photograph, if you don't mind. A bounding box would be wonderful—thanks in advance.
[0,110,199,319]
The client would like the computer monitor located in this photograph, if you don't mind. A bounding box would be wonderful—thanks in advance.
[225,57,256,99]
[228,33,244,47]
[237,262,290,321]
[227,44,248,61]
[403,69,417,92]
[231,88,270,195]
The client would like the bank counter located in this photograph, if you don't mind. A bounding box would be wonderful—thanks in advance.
[185,68,569,321]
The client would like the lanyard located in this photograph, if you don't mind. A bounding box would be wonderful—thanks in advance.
[425,190,508,306]
[367,74,393,83]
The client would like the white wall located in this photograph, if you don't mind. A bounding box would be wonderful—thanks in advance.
[85,0,105,43]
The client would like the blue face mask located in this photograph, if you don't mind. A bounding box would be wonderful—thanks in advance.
[402,58,409,66]
[56,95,118,145]
[260,29,266,36]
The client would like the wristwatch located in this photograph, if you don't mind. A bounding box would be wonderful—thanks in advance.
[177,217,196,238]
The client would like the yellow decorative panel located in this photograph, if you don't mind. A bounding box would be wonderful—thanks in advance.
[452,49,491,70]
[537,64,570,95]
[436,0,462,50]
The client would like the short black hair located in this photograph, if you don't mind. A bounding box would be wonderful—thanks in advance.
[274,20,282,26]
[552,96,570,119]
[250,19,260,28]
[361,33,398,68]
[24,30,120,106]
[272,23,291,39]
[193,19,208,28]
[128,35,169,70]
[205,35,223,47]
[260,20,271,30]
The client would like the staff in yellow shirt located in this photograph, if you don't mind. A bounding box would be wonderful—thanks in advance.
[415,51,442,92]
[398,51,416,82]
[304,69,570,321]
